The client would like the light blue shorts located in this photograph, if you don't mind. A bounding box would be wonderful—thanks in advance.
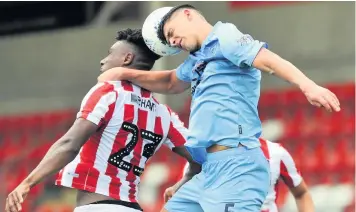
[165,146,270,212]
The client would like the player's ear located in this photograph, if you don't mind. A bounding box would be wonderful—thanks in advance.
[183,9,192,21]
[123,52,134,66]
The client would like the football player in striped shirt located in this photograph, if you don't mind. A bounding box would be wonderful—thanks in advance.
[164,138,315,212]
[5,28,203,212]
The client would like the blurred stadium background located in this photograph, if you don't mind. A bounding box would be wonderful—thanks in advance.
[0,1,354,212]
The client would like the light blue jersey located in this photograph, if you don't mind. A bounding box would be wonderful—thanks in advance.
[166,21,271,212]
[176,21,268,149]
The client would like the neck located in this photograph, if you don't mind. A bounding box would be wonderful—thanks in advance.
[197,22,213,46]
[125,63,149,71]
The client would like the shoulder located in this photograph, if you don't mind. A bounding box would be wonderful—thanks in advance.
[214,22,242,37]
[264,140,286,159]
[83,82,119,100]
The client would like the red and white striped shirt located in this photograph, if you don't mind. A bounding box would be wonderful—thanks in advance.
[259,138,302,212]
[55,81,187,203]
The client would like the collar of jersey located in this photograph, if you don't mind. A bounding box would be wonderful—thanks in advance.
[192,21,222,56]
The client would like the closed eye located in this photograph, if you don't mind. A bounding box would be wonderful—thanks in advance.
[166,29,173,44]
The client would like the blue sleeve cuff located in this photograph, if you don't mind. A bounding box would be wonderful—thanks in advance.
[185,146,207,164]
[175,68,191,82]
[246,41,268,67]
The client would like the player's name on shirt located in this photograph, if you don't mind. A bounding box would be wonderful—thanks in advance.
[131,93,157,112]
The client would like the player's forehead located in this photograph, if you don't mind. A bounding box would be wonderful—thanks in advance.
[162,13,180,39]
[110,41,130,53]
[164,10,182,28]
[111,41,124,50]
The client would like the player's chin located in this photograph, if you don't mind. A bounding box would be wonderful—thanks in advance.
[100,66,108,73]
[187,45,200,53]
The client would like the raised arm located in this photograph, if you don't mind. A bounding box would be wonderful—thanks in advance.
[217,23,340,112]
[98,67,190,94]
[252,48,340,112]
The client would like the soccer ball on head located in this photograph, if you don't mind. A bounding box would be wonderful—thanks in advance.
[142,7,182,57]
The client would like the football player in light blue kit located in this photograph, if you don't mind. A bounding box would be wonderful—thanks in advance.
[98,5,341,212]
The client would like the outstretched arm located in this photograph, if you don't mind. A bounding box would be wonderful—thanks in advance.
[21,119,97,188]
[5,118,98,212]
[217,23,340,112]
[98,67,190,94]
[6,82,117,212]
[253,48,314,88]
[253,48,340,112]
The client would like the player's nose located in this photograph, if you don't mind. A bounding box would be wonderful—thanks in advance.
[169,38,178,47]
[100,58,105,66]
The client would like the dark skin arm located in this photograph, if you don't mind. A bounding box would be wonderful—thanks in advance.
[5,118,98,212]
[98,67,190,94]
[163,146,202,202]
[172,146,202,182]
[288,180,315,212]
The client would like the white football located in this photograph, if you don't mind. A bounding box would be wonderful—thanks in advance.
[142,7,182,56]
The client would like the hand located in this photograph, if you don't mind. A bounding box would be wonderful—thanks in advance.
[163,185,178,203]
[301,83,341,112]
[5,183,30,212]
[98,67,125,82]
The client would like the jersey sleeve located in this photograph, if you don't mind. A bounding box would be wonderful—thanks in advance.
[163,108,188,149]
[217,22,268,68]
[77,82,118,126]
[175,58,194,82]
[279,145,303,188]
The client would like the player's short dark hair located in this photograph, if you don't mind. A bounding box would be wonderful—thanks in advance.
[116,28,161,70]
[157,4,198,45]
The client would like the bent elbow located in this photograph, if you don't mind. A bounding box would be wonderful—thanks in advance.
[168,84,186,94]
[57,136,82,155]
[167,70,189,94]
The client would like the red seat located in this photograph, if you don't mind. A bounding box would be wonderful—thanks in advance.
[338,171,354,183]
[259,90,280,107]
[298,141,322,177]
[343,83,355,101]
[18,133,31,148]
[280,89,306,107]
[344,139,355,171]
[328,113,344,136]
[6,116,23,135]
[25,114,44,134]
[28,142,52,160]
[343,117,355,136]
[325,145,339,173]
[1,135,21,161]
[281,113,305,139]
[329,83,354,101]
[0,116,9,134]
[292,143,307,173]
